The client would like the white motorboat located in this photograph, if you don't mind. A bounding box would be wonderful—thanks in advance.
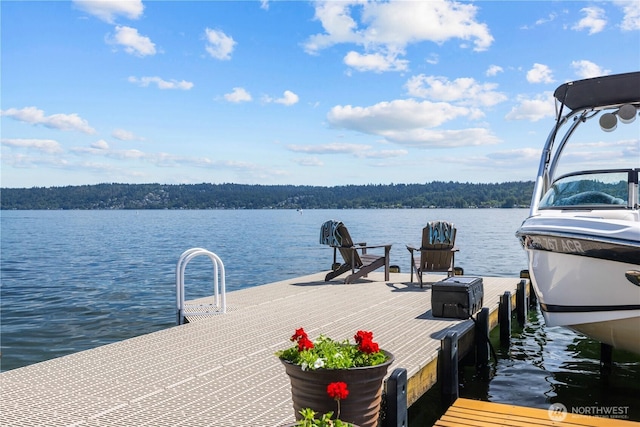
[516,71,640,354]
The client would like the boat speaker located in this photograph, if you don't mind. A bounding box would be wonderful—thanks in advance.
[599,113,617,132]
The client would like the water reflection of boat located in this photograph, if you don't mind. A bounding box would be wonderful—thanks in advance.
[516,71,640,355]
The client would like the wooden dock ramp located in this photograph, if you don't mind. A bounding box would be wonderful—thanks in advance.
[435,398,639,427]
[1,271,522,426]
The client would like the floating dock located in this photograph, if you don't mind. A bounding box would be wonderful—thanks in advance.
[1,272,535,426]
[435,398,639,427]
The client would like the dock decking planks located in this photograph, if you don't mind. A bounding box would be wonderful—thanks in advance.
[2,272,521,426]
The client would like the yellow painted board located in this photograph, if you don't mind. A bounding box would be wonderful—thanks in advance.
[443,408,551,426]
[435,399,640,427]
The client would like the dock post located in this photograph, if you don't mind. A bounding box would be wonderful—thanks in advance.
[499,291,511,346]
[384,368,408,427]
[475,307,490,367]
[516,280,527,327]
[600,343,613,375]
[521,270,537,307]
[528,282,538,307]
[440,331,459,407]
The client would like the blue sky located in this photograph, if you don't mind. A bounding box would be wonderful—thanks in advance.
[1,0,639,188]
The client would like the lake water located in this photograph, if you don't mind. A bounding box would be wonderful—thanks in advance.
[1,209,638,422]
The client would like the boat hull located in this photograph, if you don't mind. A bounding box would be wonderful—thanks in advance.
[571,317,640,355]
[518,216,640,354]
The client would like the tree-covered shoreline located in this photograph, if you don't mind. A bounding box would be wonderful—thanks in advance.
[0,181,534,210]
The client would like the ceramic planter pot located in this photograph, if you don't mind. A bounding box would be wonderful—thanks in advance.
[281,423,360,427]
[280,351,394,427]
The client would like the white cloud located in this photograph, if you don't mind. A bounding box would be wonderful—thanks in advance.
[205,28,236,60]
[287,142,372,154]
[293,157,324,167]
[536,12,558,27]
[116,149,146,160]
[1,138,63,154]
[425,53,439,65]
[616,0,640,30]
[486,148,541,163]
[5,140,287,184]
[272,90,300,106]
[505,92,555,122]
[357,149,408,159]
[486,65,503,77]
[521,12,561,30]
[553,139,639,168]
[526,63,554,84]
[128,76,193,90]
[111,129,144,141]
[572,7,607,35]
[287,142,407,159]
[325,99,500,148]
[224,87,252,103]
[91,140,110,150]
[2,153,72,170]
[73,0,144,23]
[73,146,147,160]
[380,127,500,148]
[571,60,611,79]
[405,75,507,107]
[344,51,408,72]
[304,1,361,53]
[364,1,494,51]
[304,0,493,72]
[263,90,300,106]
[328,99,470,133]
[450,147,542,174]
[1,107,96,134]
[107,26,156,56]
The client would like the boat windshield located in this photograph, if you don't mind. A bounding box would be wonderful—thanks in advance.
[548,105,639,179]
[539,170,631,209]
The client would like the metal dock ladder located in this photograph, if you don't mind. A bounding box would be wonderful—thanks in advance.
[176,248,226,325]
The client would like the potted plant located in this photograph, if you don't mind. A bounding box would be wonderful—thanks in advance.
[277,328,394,427]
[289,381,355,426]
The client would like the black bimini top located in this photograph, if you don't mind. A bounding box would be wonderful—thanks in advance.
[553,71,640,111]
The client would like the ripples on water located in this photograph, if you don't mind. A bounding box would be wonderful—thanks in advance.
[2,209,638,422]
[487,308,640,411]
[409,305,640,425]
[1,208,529,371]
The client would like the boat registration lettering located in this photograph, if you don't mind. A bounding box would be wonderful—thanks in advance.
[535,236,584,254]
[561,239,584,253]
[536,237,559,251]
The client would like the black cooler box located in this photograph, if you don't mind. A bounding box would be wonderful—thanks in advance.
[431,276,484,319]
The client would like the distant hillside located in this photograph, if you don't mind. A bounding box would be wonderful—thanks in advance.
[0,181,534,210]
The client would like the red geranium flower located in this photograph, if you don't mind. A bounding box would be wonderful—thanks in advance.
[354,330,379,354]
[326,382,349,401]
[359,338,379,354]
[291,327,308,342]
[354,330,373,344]
[297,336,314,351]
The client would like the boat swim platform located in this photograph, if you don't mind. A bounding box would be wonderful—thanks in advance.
[435,398,639,427]
[2,271,523,427]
